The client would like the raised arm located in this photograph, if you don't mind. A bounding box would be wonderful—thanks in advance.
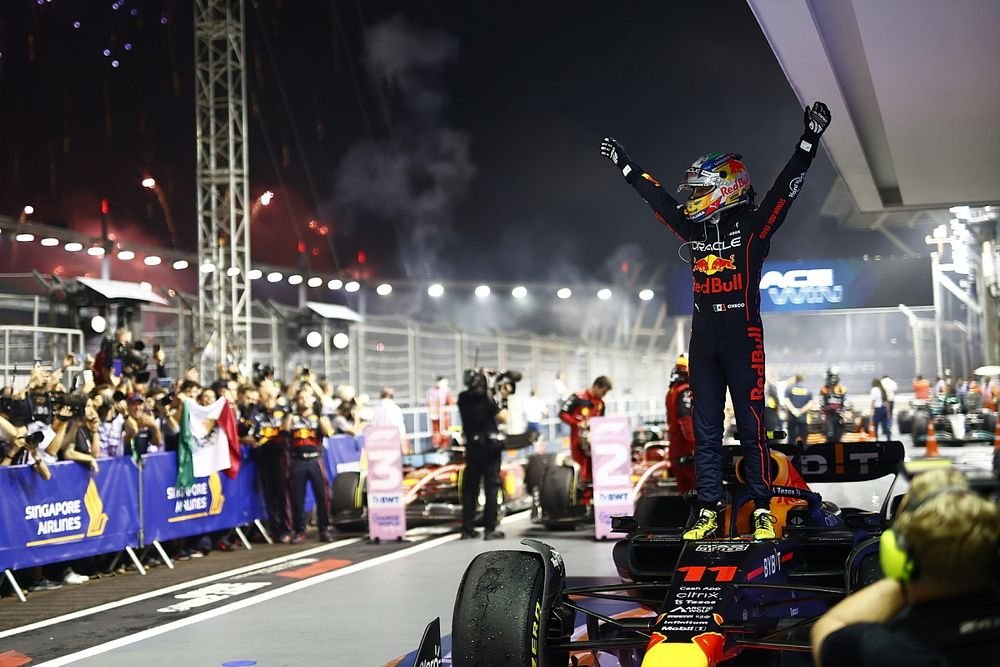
[601,137,690,240]
[755,101,831,240]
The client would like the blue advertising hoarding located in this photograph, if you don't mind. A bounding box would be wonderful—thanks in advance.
[664,257,932,315]
[141,452,245,544]
[0,458,139,571]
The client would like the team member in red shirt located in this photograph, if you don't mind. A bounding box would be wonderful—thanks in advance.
[665,356,696,495]
[559,376,613,482]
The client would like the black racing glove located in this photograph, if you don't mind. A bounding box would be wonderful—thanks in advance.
[600,137,636,181]
[803,101,831,140]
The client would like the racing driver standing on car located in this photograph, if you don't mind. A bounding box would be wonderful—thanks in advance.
[601,101,831,540]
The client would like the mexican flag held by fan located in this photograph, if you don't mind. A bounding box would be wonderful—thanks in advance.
[176,396,240,488]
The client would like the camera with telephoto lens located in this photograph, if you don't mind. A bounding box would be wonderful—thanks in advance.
[0,394,34,427]
[463,368,522,408]
[102,338,149,377]
[28,391,54,424]
[52,391,88,419]
[252,362,275,385]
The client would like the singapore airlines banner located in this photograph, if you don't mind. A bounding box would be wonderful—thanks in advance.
[0,458,139,571]
[665,257,932,315]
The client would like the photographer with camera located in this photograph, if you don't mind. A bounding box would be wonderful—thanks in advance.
[50,399,101,474]
[559,376,613,483]
[90,389,127,458]
[812,467,1000,666]
[122,392,163,457]
[94,327,147,386]
[0,414,51,479]
[150,388,181,452]
[457,369,508,540]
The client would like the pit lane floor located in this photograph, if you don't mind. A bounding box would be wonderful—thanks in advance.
[2,430,993,667]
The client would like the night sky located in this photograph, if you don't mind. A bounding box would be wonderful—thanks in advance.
[0,1,920,292]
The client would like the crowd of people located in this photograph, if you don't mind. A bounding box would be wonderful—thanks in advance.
[0,327,592,596]
[0,328,378,594]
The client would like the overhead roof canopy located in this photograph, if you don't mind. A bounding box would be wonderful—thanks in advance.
[748,0,1000,214]
[76,277,169,305]
[305,301,364,323]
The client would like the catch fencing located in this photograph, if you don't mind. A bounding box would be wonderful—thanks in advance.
[0,291,674,406]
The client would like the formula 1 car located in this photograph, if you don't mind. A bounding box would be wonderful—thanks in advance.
[631,420,667,460]
[329,446,532,530]
[450,438,906,666]
[725,407,868,445]
[531,439,675,531]
[897,396,998,445]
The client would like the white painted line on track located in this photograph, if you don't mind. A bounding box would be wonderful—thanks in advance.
[32,531,464,667]
[0,537,362,640]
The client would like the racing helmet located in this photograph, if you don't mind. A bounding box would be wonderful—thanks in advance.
[825,367,840,387]
[677,152,752,223]
[671,355,689,383]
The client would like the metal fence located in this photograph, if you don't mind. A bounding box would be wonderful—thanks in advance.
[0,296,674,408]
[0,289,981,406]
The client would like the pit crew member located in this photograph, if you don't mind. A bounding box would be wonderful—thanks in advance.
[812,468,1000,666]
[282,389,335,543]
[783,373,813,445]
[820,368,848,444]
[558,376,613,482]
[665,356,696,494]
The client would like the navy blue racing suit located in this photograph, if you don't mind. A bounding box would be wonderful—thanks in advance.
[625,139,818,509]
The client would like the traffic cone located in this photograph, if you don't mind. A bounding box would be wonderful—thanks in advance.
[867,419,877,441]
[993,419,1000,451]
[925,421,940,458]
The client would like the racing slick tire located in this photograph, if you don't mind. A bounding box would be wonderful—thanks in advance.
[453,550,567,667]
[539,464,577,531]
[912,412,928,444]
[330,471,367,532]
[525,452,558,494]
[859,415,871,434]
[896,411,913,434]
[984,411,998,438]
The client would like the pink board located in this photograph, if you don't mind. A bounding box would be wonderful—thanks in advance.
[364,426,407,541]
[590,416,634,540]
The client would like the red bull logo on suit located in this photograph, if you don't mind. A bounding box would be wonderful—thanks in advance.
[693,254,742,295]
[692,254,737,276]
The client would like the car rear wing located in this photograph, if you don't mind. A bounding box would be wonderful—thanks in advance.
[777,440,905,483]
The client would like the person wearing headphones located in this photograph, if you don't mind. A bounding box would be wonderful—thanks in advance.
[811,468,1000,666]
[457,369,508,540]
[601,101,831,540]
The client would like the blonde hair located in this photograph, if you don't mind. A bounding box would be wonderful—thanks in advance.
[896,469,1000,588]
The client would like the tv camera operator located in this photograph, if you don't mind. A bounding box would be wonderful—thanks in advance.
[93,326,168,390]
[457,368,519,540]
[812,467,1000,666]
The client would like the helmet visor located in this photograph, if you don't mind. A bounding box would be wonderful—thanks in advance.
[690,185,715,199]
